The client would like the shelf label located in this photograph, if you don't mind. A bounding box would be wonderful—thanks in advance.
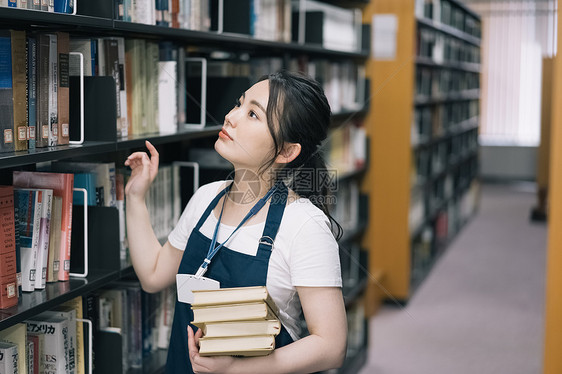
[372,14,398,61]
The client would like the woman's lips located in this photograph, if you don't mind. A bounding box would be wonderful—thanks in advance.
[219,128,233,140]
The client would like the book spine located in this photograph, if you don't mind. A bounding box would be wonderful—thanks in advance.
[14,189,37,292]
[48,33,58,146]
[0,33,15,153]
[0,186,18,309]
[46,196,61,282]
[57,32,69,145]
[59,174,73,281]
[27,36,37,150]
[0,344,18,374]
[53,0,70,13]
[11,30,28,151]
[34,190,52,289]
[8,0,17,7]
[26,319,69,373]
[104,39,122,139]
[36,34,50,148]
[116,37,128,138]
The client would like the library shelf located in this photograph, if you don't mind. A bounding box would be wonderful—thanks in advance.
[335,166,367,184]
[339,221,368,244]
[412,116,480,150]
[113,20,370,59]
[128,349,167,374]
[0,7,113,29]
[414,89,480,105]
[0,271,122,330]
[0,141,117,169]
[115,125,223,149]
[416,56,481,73]
[416,17,481,47]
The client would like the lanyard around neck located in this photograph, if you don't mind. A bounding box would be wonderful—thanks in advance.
[194,182,279,278]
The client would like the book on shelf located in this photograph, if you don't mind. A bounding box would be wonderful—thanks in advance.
[60,296,85,374]
[47,196,62,283]
[200,319,281,338]
[36,33,50,148]
[42,307,78,374]
[56,32,70,145]
[0,32,15,153]
[0,323,27,374]
[27,332,44,374]
[0,186,18,309]
[13,171,74,281]
[34,189,53,289]
[26,314,70,374]
[199,335,276,357]
[11,29,28,151]
[13,188,41,292]
[47,33,58,146]
[27,35,37,150]
[191,285,278,309]
[0,341,18,373]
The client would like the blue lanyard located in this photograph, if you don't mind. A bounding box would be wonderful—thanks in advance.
[194,182,279,277]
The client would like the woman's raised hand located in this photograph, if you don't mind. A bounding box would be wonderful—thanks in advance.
[124,140,160,201]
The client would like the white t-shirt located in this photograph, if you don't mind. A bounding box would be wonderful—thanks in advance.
[168,180,342,341]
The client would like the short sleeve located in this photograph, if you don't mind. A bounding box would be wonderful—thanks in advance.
[289,214,342,287]
[167,181,223,251]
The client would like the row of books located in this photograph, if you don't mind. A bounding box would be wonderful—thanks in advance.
[325,120,367,176]
[0,296,83,374]
[411,179,480,286]
[416,0,481,39]
[411,128,478,187]
[330,181,362,235]
[417,28,481,65]
[96,281,175,371]
[409,159,478,238]
[0,0,73,13]
[115,0,362,52]
[411,100,479,144]
[416,67,479,97]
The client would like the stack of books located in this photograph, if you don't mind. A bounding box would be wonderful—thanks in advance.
[191,286,282,357]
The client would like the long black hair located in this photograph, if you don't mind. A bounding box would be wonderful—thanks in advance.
[258,70,343,240]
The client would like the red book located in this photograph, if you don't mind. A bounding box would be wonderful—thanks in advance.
[0,186,18,309]
[12,171,74,281]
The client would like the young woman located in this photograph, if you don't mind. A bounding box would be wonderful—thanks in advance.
[124,71,347,373]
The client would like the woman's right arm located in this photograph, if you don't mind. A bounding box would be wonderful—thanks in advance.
[124,140,183,293]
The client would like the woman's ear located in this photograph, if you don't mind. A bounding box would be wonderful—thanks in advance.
[275,142,302,164]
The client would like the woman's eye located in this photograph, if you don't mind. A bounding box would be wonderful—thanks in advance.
[249,111,258,119]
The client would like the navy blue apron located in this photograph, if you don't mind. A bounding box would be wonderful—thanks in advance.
[166,182,294,373]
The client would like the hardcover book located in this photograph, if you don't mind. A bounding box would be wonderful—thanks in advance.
[198,335,275,357]
[191,302,278,326]
[0,323,27,374]
[13,189,41,292]
[0,341,18,373]
[0,186,18,309]
[57,32,70,145]
[13,171,74,281]
[0,32,14,153]
[10,30,28,151]
[26,315,70,374]
[200,319,281,338]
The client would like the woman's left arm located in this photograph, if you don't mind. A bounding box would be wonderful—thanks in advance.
[188,286,348,374]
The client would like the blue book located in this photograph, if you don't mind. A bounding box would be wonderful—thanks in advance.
[0,33,14,153]
[73,173,97,206]
[8,0,16,7]
[53,0,71,13]
[27,36,37,150]
[13,189,39,292]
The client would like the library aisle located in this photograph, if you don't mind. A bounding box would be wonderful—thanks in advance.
[359,183,546,374]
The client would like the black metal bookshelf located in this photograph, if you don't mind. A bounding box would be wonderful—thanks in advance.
[417,17,481,46]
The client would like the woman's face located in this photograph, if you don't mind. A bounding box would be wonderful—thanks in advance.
[215,79,276,171]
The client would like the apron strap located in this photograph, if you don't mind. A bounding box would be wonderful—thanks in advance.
[257,182,288,257]
[193,183,232,231]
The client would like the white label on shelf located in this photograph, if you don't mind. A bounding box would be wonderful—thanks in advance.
[372,14,398,60]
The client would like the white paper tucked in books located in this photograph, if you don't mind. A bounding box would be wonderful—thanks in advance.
[176,274,220,304]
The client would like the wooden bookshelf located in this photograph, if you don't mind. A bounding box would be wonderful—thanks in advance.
[543,4,562,373]
[362,0,481,306]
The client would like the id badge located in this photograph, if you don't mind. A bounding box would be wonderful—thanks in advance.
[176,274,220,304]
